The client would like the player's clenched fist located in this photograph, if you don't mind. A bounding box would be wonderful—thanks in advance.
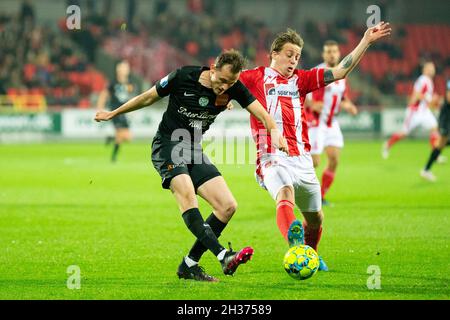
[95,110,113,122]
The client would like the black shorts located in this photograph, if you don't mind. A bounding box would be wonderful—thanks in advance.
[112,114,129,129]
[151,133,221,190]
[438,105,450,137]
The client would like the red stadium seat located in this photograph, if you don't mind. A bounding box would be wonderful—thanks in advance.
[29,87,44,95]
[78,98,91,109]
[23,64,36,81]
[7,88,19,96]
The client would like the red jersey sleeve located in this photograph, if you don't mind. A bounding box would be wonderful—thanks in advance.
[239,68,263,93]
[311,86,325,102]
[297,68,325,96]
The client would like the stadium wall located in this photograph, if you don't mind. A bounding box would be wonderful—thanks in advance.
[0,107,401,143]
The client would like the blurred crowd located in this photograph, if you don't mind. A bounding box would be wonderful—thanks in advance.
[1,0,448,108]
[0,0,105,107]
[145,6,272,68]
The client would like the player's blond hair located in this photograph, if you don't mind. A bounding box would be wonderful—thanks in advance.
[270,28,304,61]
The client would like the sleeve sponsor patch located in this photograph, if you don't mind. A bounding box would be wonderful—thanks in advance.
[160,75,169,88]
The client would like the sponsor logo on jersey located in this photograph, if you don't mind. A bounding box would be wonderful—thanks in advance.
[265,83,275,96]
[189,120,204,130]
[167,163,186,171]
[264,83,299,98]
[160,74,169,88]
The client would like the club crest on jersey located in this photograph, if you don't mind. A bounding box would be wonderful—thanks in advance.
[199,96,209,107]
[265,83,276,96]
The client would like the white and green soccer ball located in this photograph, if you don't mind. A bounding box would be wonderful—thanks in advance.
[283,244,320,280]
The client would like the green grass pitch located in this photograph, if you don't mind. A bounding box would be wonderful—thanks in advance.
[0,140,449,299]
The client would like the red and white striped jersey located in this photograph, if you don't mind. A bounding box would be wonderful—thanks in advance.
[408,75,434,112]
[306,63,347,128]
[240,66,325,157]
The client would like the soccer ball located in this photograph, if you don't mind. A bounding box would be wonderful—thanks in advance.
[283,244,320,280]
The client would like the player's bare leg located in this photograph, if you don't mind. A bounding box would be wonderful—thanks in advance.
[112,128,132,162]
[169,174,199,213]
[197,176,238,224]
[312,154,321,168]
[321,146,340,204]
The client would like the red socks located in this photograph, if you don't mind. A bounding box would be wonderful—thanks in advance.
[277,200,323,252]
[321,169,335,199]
[276,200,296,242]
[430,131,439,148]
[387,133,403,149]
[303,221,323,252]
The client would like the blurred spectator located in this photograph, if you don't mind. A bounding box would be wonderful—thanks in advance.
[154,0,169,17]
[20,0,35,26]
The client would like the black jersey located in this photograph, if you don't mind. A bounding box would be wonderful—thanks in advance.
[155,66,256,141]
[438,100,450,137]
[108,80,138,110]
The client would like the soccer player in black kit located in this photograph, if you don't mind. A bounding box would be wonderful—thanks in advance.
[95,50,288,282]
[97,60,137,162]
[421,79,450,181]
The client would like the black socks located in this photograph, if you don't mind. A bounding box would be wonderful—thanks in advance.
[188,213,227,262]
[425,148,441,171]
[182,208,225,257]
[112,143,120,162]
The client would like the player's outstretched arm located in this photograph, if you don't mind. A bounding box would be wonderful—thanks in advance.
[95,86,161,122]
[324,22,391,85]
[246,100,289,154]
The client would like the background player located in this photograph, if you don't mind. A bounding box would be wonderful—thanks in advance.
[383,61,442,159]
[421,79,450,181]
[305,40,358,205]
[239,23,391,271]
[95,50,288,282]
[96,60,137,162]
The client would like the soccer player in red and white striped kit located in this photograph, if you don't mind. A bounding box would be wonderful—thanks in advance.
[239,23,391,271]
[383,61,442,159]
[305,40,358,205]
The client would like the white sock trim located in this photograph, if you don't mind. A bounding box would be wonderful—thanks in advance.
[184,256,198,268]
[217,249,227,261]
